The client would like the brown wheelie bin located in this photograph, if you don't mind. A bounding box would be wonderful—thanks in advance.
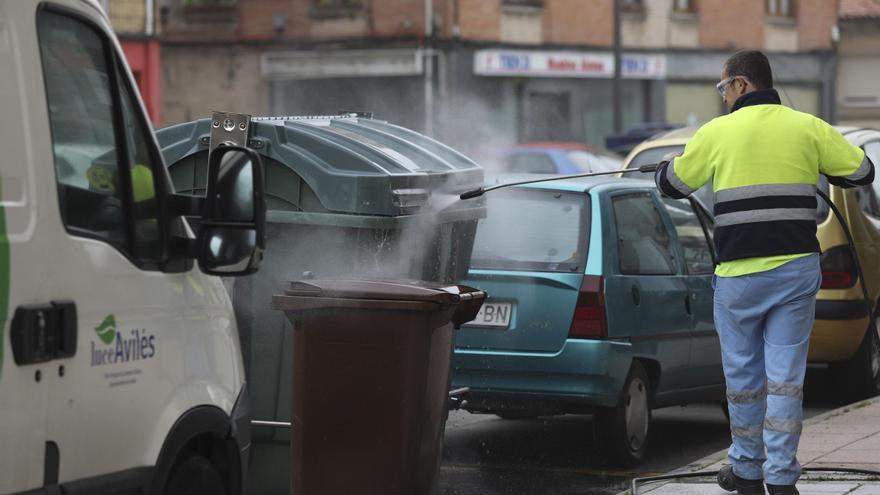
[272,280,486,495]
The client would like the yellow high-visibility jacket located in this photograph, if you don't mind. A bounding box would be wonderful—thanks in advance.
[655,88,874,277]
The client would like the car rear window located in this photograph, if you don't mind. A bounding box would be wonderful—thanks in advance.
[505,153,557,174]
[470,189,589,272]
[568,150,621,173]
[625,145,686,179]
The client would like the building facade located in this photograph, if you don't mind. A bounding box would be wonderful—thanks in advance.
[106,0,162,124]
[837,0,880,128]
[156,0,839,157]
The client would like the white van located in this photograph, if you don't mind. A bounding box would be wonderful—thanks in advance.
[0,0,266,493]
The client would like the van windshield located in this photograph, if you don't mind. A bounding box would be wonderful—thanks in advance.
[470,189,589,273]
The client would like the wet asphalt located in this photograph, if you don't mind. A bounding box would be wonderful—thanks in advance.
[439,367,843,495]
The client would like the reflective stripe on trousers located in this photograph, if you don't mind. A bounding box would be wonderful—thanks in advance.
[713,253,821,486]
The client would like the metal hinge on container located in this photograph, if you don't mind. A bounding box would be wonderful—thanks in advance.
[209,111,253,153]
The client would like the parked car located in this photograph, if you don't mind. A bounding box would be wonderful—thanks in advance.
[451,176,723,466]
[497,142,622,175]
[620,126,880,402]
[605,122,684,155]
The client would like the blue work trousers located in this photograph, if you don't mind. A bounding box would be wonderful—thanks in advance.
[713,254,821,486]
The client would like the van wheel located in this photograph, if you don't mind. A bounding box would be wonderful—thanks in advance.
[163,454,227,495]
[593,361,652,467]
[830,319,880,402]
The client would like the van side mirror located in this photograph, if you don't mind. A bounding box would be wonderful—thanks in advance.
[198,146,266,276]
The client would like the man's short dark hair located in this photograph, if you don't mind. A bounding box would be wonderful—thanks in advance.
[724,50,774,90]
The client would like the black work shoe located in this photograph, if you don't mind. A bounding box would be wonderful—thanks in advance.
[717,465,765,494]
[766,484,799,495]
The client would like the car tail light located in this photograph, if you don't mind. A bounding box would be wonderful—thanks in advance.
[569,275,607,339]
[820,246,858,289]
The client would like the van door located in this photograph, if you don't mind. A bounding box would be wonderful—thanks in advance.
[659,196,724,391]
[604,191,693,395]
[0,1,49,491]
[35,5,190,487]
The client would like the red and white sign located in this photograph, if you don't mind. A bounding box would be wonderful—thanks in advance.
[473,49,666,79]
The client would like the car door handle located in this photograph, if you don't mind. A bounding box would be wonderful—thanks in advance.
[631,285,641,306]
[684,295,692,315]
[10,300,77,365]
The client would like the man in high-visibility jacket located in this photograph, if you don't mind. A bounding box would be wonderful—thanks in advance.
[654,50,874,495]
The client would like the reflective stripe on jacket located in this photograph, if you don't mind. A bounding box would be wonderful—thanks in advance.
[655,88,874,264]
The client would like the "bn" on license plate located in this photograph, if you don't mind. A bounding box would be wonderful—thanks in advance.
[467,302,513,328]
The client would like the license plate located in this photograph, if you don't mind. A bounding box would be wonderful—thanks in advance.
[466,302,513,328]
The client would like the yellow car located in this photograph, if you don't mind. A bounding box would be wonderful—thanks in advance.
[620,126,880,402]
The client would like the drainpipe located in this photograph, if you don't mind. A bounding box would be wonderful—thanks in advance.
[612,0,623,133]
[145,0,154,36]
[424,0,434,135]
[827,23,840,124]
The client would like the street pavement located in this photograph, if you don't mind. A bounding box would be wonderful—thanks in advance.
[626,396,880,495]
[439,368,843,495]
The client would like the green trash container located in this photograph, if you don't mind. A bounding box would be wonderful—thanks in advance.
[273,280,486,495]
[156,115,486,494]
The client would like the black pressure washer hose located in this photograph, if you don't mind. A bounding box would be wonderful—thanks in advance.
[462,167,880,493]
[817,188,876,330]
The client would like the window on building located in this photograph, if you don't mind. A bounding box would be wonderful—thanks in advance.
[184,0,237,6]
[310,0,364,17]
[622,0,645,13]
[502,0,543,6]
[673,0,697,13]
[767,0,795,17]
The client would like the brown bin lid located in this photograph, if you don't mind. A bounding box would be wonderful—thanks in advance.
[283,280,467,304]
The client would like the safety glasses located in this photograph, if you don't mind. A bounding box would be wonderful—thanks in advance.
[716,76,749,98]
[715,76,736,97]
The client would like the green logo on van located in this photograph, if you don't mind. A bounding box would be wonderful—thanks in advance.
[95,315,117,345]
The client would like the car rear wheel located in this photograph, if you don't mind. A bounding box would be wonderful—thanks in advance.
[593,361,652,467]
[830,315,880,403]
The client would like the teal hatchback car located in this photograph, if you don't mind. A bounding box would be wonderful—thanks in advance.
[452,177,724,466]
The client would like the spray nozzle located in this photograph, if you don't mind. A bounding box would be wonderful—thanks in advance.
[458,163,661,202]
[459,187,485,200]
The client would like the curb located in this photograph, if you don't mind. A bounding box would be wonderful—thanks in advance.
[616,395,880,495]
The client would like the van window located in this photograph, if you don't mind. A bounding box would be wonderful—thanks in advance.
[118,67,162,261]
[39,11,126,250]
[38,11,162,266]
[613,193,676,275]
[470,189,588,272]
[661,197,714,274]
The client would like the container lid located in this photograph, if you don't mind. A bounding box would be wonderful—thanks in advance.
[284,280,466,304]
[157,114,485,217]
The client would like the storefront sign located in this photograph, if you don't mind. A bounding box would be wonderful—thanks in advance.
[262,49,424,80]
[473,49,666,79]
